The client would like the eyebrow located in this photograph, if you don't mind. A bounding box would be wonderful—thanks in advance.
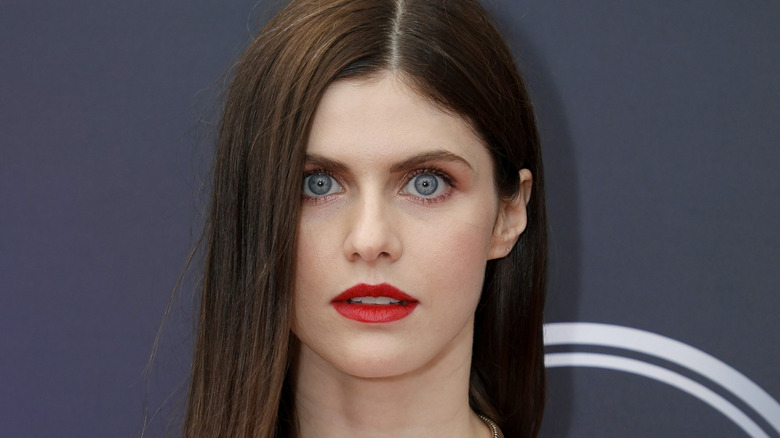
[304,149,473,173]
[389,150,473,173]
[304,154,349,173]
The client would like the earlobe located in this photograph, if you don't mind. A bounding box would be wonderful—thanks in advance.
[487,169,533,260]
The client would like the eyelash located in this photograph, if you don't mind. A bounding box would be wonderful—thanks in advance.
[302,168,341,205]
[402,167,456,204]
[301,166,457,204]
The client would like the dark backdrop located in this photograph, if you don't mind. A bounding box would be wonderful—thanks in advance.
[2,1,778,437]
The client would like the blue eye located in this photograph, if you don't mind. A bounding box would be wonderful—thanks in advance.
[303,173,342,197]
[404,172,446,197]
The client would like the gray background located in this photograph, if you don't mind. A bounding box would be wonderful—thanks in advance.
[1,1,778,437]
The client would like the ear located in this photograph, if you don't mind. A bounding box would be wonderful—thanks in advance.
[487,169,533,260]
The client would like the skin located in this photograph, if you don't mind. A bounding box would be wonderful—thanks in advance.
[292,73,532,438]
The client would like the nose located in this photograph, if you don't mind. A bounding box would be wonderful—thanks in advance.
[343,194,402,263]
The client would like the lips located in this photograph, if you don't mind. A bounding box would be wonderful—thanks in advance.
[331,283,419,323]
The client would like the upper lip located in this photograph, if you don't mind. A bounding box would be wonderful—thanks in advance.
[332,283,417,303]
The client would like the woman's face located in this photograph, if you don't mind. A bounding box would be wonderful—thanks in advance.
[292,74,526,379]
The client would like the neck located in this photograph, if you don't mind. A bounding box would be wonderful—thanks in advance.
[292,320,489,438]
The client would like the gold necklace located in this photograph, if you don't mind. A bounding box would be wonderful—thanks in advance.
[478,414,501,438]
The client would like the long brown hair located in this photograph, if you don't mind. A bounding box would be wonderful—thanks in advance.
[184,0,547,436]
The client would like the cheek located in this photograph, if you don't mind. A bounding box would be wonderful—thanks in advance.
[432,227,490,279]
[409,209,497,304]
[295,213,343,284]
[292,220,335,331]
[296,222,326,280]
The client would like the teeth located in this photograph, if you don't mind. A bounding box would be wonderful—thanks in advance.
[348,296,403,305]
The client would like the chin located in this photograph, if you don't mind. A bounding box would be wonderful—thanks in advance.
[333,344,424,380]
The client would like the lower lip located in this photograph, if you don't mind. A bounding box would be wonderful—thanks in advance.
[331,301,418,323]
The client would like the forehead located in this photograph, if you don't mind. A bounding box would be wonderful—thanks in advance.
[306,74,490,170]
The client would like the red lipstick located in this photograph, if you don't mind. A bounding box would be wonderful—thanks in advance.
[331,283,418,323]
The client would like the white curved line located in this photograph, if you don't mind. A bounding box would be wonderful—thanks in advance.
[544,322,780,434]
[546,352,769,438]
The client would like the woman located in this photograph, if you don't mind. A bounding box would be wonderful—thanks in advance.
[183,0,547,436]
